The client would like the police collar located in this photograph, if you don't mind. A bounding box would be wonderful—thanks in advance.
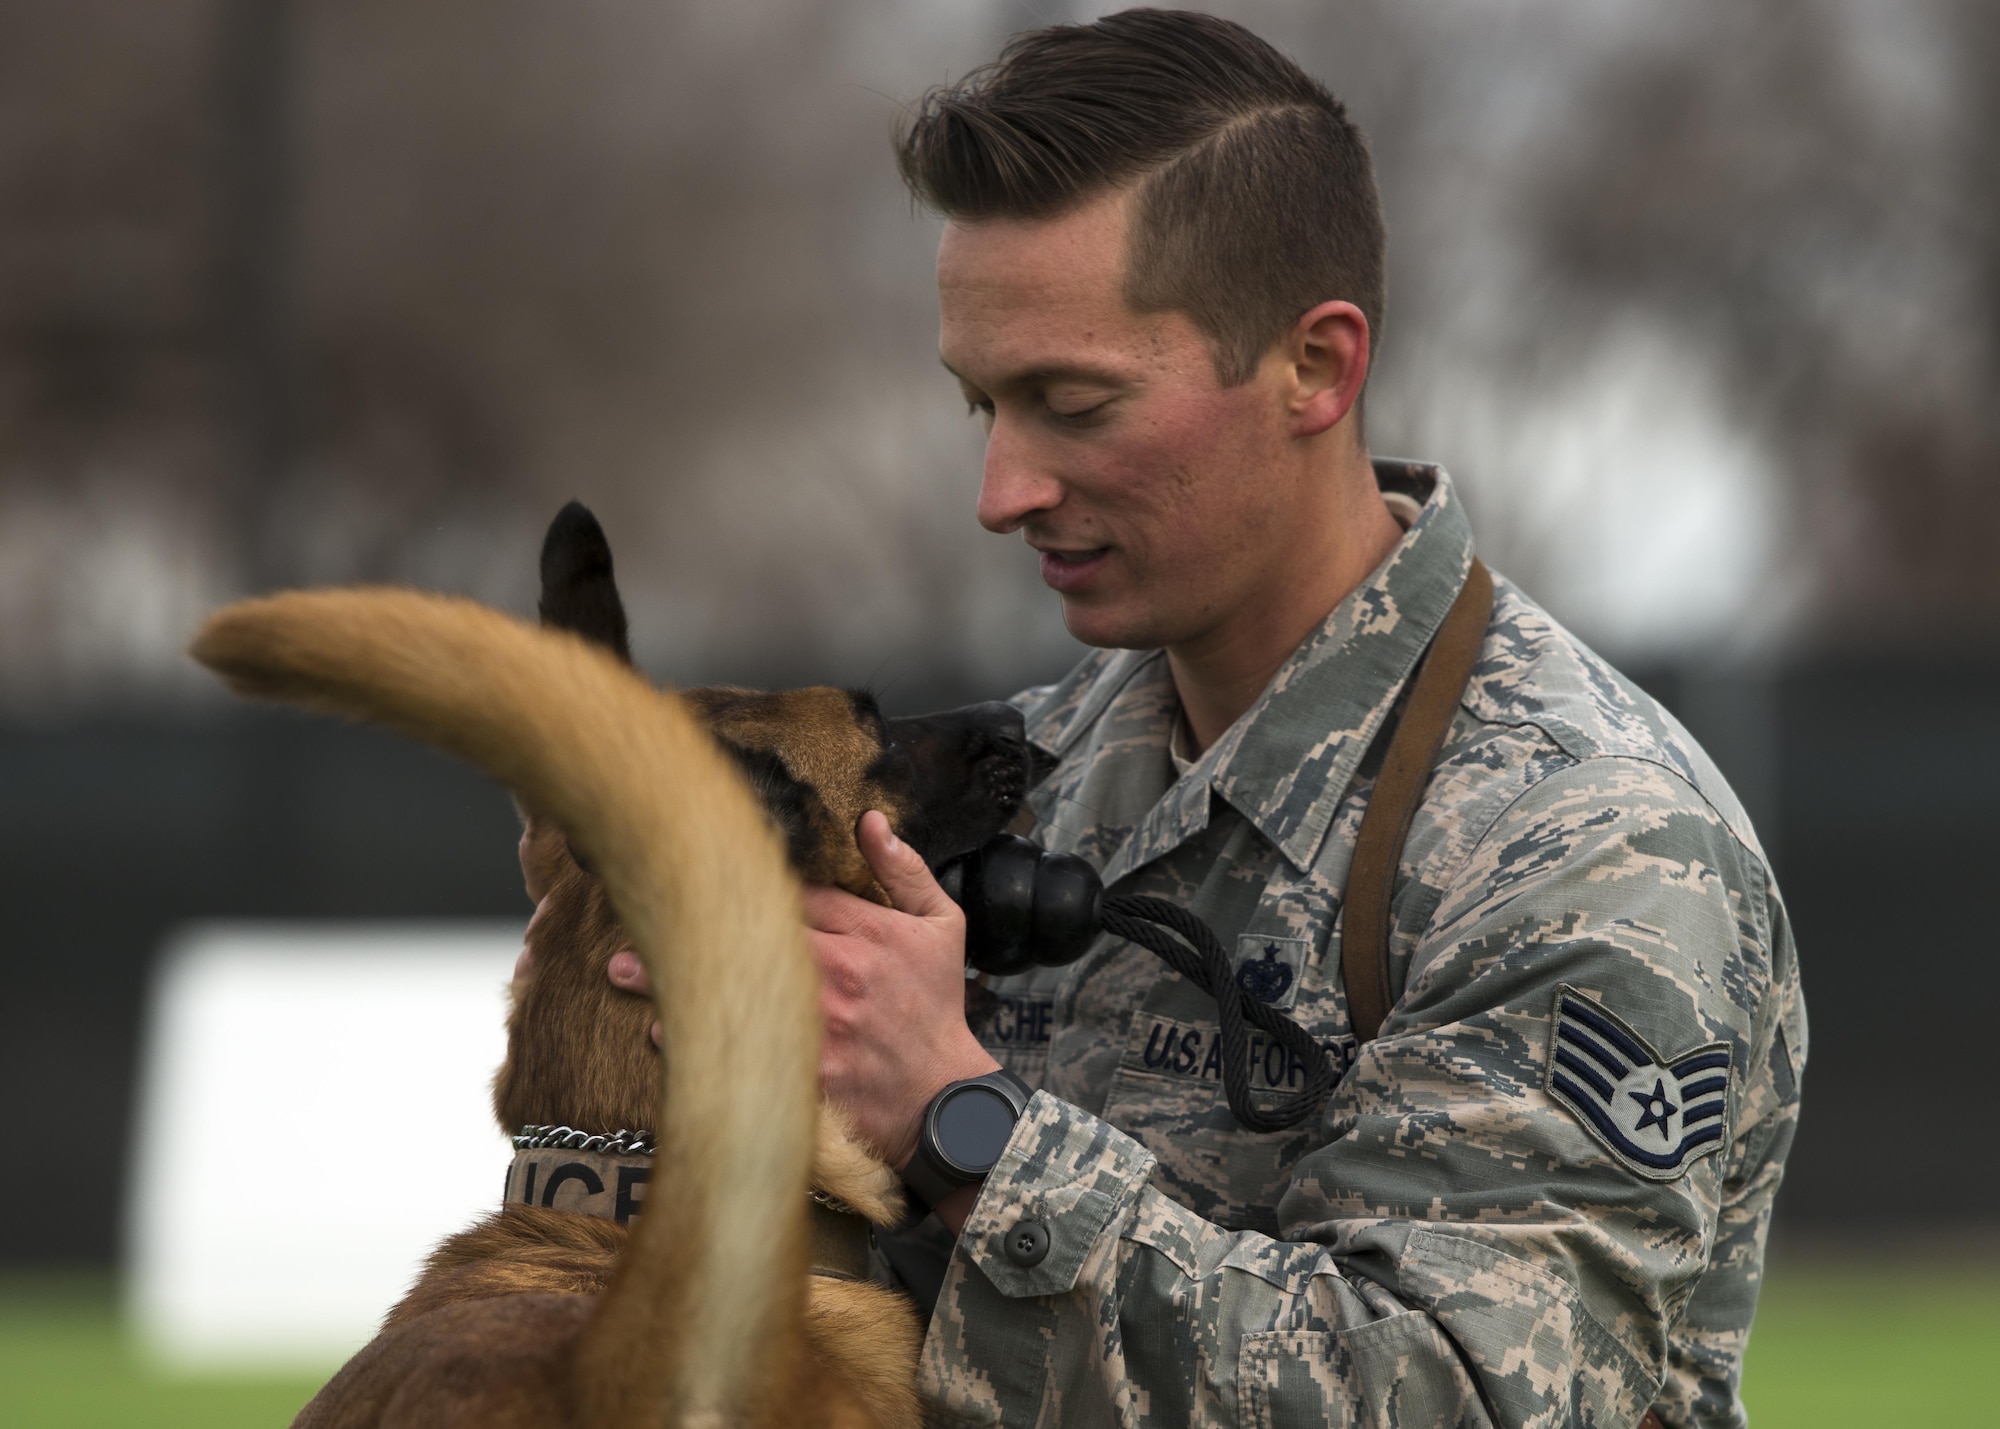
[504,1125,872,1281]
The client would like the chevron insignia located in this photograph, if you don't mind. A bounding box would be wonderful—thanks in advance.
[1545,986,1732,1181]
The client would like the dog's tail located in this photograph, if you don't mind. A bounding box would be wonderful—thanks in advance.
[193,588,818,1428]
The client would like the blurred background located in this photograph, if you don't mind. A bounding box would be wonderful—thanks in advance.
[3,0,1997,1422]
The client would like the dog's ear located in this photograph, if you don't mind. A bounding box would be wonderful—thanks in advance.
[538,501,632,664]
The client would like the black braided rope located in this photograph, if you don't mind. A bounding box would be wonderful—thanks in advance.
[1099,894,1337,1133]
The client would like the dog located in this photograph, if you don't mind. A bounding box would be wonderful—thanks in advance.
[191,502,1035,1428]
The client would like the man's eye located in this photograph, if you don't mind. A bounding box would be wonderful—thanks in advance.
[1047,398,1110,425]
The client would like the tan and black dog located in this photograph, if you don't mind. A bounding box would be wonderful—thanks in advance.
[190,503,1035,1429]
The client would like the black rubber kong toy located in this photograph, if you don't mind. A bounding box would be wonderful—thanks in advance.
[936,834,1102,976]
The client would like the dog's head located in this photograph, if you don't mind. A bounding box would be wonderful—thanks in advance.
[496,501,1039,1135]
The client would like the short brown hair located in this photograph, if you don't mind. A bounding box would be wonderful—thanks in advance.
[897,9,1386,386]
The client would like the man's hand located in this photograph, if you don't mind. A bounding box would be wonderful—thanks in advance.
[605,810,1000,1206]
[808,811,1000,1173]
[605,948,664,1047]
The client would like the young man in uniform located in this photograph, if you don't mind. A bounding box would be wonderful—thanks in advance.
[611,11,1804,1426]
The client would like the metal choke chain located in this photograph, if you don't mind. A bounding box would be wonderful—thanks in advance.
[1099,895,1336,1133]
[513,1124,656,1155]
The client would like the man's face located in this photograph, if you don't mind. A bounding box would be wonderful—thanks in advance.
[937,189,1306,653]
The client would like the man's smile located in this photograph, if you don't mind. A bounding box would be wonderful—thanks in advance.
[1032,543,1111,593]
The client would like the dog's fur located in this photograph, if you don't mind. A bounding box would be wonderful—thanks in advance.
[190,503,1031,1428]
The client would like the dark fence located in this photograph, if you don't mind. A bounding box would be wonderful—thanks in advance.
[4,658,1995,1265]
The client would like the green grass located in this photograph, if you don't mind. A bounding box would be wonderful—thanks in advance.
[0,1276,329,1429]
[1739,1264,2000,1428]
[2,1263,1996,1426]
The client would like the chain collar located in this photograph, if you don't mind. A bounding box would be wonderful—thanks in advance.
[808,1187,861,1217]
[513,1123,655,1156]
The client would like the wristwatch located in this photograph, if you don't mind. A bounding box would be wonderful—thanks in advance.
[902,1067,1034,1210]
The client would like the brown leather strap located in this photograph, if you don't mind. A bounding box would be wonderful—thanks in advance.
[1340,558,1493,1045]
[1336,565,1663,1427]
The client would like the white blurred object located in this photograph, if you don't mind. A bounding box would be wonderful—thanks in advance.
[1379,320,1803,660]
[127,922,524,1370]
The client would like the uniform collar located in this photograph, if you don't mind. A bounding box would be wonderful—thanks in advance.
[1024,460,1475,884]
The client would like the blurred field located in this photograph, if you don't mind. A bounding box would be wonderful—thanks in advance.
[1739,1263,2000,1428]
[3,1262,1997,1427]
[0,1276,327,1429]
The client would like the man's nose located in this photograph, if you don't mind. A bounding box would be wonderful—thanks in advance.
[976,420,1063,534]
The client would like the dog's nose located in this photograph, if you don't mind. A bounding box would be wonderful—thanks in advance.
[960,701,1026,747]
[887,700,1030,766]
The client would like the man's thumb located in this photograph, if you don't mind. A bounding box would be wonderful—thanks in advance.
[856,810,953,917]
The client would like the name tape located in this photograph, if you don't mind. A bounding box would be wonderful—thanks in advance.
[1129,1014,1354,1093]
[983,994,1056,1047]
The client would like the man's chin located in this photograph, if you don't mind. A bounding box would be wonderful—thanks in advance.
[1059,598,1168,653]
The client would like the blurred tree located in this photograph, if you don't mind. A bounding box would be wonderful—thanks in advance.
[1519,0,2000,646]
[1,0,1994,709]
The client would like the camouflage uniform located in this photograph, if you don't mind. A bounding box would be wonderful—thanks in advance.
[921,462,1805,1428]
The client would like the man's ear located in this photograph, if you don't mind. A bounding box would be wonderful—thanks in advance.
[538,501,633,664]
[1285,300,1370,440]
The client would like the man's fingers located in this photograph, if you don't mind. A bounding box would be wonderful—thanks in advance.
[602,949,661,1047]
[801,883,878,937]
[855,809,956,918]
[607,948,650,994]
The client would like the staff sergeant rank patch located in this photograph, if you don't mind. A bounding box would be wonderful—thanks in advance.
[1546,985,1732,1181]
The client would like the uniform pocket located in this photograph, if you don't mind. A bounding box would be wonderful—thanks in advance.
[1239,1315,1483,1429]
[1240,1330,1352,1429]
[1100,1011,1352,1236]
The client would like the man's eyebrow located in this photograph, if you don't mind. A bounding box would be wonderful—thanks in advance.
[937,356,1126,388]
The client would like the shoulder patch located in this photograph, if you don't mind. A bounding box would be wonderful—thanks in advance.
[1545,985,1731,1181]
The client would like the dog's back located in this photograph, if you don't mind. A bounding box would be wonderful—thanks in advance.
[194,587,921,1428]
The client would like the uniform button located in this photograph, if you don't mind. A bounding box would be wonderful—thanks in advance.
[1003,1219,1050,1267]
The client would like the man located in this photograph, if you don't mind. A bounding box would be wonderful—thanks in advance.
[613,11,1802,1427]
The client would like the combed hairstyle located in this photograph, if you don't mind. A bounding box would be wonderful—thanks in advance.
[897,8,1386,387]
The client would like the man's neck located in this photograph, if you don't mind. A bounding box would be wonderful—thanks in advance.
[1168,457,1404,755]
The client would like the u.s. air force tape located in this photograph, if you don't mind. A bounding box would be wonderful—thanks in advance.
[504,1148,651,1225]
[1545,985,1732,1181]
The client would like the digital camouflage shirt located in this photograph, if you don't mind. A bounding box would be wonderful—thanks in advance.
[920,462,1806,1429]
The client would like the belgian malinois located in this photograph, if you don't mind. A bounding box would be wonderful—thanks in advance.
[191,502,1034,1428]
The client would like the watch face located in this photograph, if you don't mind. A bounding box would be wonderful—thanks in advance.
[933,1084,1017,1174]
